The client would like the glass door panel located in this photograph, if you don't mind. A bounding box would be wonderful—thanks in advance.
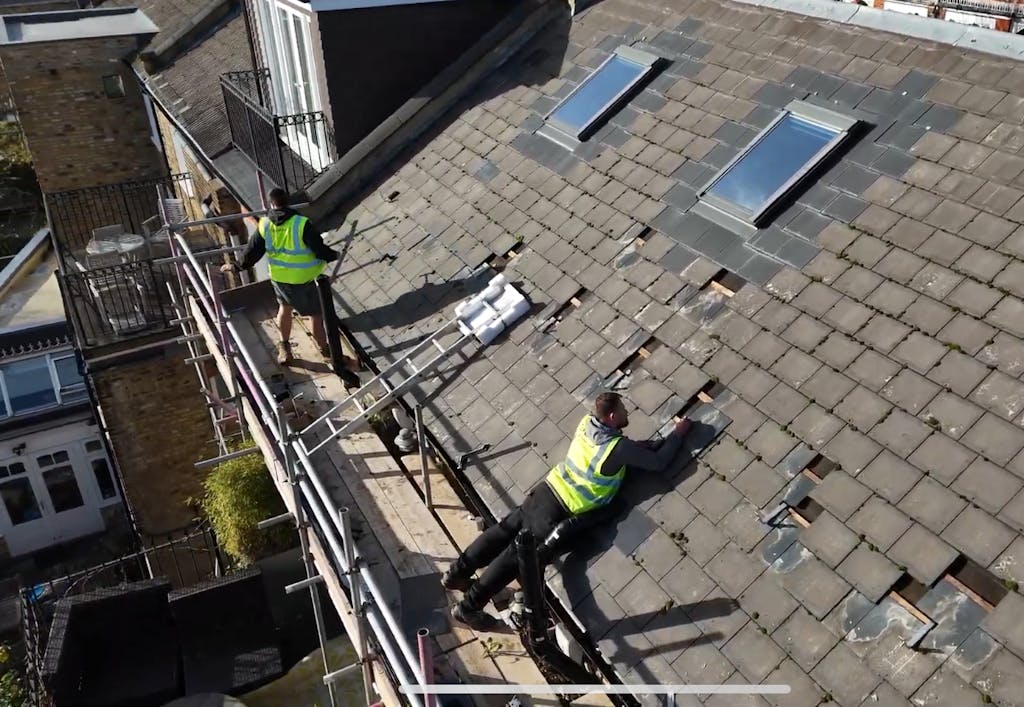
[41,465,85,512]
[0,476,43,526]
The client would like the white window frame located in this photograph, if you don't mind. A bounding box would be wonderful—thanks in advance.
[82,438,119,505]
[697,100,858,227]
[0,350,87,420]
[255,0,328,167]
[542,45,660,144]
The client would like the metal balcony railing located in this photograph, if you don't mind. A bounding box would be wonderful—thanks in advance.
[45,174,197,255]
[220,69,337,194]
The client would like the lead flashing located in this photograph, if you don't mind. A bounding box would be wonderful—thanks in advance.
[0,7,158,46]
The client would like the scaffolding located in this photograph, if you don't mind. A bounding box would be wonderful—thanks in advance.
[159,198,530,707]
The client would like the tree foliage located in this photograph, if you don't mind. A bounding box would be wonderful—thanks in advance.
[0,120,38,198]
[200,446,294,566]
[0,644,24,707]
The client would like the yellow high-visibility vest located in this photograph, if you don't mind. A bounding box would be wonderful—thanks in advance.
[260,214,324,284]
[546,415,625,515]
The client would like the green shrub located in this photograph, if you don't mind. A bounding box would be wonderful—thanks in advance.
[201,447,294,566]
[0,645,23,707]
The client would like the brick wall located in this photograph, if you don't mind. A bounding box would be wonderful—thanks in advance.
[0,35,166,193]
[0,3,82,118]
[90,343,214,536]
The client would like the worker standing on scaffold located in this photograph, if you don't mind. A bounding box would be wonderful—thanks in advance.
[221,187,357,374]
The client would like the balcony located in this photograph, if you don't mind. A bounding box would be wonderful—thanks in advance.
[220,69,337,194]
[45,174,225,351]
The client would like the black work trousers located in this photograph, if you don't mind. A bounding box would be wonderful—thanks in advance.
[458,483,618,609]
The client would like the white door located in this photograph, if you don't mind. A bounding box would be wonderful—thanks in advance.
[34,446,105,545]
[0,446,106,556]
[0,459,55,556]
[258,0,329,168]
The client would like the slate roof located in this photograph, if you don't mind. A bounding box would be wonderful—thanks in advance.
[322,0,1024,705]
[105,0,251,157]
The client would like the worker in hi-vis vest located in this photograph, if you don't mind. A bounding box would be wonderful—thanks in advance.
[443,391,693,631]
[222,188,355,371]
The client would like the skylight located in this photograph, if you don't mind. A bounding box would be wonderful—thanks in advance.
[700,101,858,226]
[545,46,659,142]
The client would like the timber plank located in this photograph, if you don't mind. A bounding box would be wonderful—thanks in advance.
[221,296,568,703]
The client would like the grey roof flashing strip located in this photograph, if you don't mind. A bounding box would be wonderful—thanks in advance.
[0,8,158,46]
[730,0,1024,61]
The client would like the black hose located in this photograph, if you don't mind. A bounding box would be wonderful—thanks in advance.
[515,530,598,690]
[315,275,359,388]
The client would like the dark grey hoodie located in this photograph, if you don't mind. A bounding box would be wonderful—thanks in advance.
[581,415,687,477]
[236,207,337,272]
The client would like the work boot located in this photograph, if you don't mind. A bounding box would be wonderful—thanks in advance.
[451,600,502,632]
[441,565,473,592]
[276,341,293,365]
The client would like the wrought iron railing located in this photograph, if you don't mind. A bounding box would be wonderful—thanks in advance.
[19,522,223,707]
[222,67,273,108]
[56,244,230,350]
[220,69,337,193]
[57,258,178,348]
[45,173,197,255]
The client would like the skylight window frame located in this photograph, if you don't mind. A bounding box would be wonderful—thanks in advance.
[543,45,660,143]
[698,100,859,227]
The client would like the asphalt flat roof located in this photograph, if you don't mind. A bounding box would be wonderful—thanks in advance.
[322,0,1024,704]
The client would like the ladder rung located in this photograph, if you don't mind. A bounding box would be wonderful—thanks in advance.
[432,340,446,353]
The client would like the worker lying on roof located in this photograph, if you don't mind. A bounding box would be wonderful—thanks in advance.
[443,391,692,631]
[221,187,359,377]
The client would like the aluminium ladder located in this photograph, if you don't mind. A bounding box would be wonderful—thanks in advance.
[297,272,530,457]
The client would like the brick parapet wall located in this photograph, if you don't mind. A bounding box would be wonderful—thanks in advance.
[0,35,166,192]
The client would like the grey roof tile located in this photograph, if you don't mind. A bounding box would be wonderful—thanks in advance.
[312,3,1024,698]
[889,523,958,586]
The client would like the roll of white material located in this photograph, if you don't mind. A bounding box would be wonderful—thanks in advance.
[455,274,529,344]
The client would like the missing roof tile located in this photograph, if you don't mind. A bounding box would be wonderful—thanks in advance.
[709,268,746,297]
[946,556,1008,609]
[533,286,587,331]
[506,239,526,258]
[892,573,930,607]
[804,455,838,481]
[792,496,825,525]
[613,335,658,375]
